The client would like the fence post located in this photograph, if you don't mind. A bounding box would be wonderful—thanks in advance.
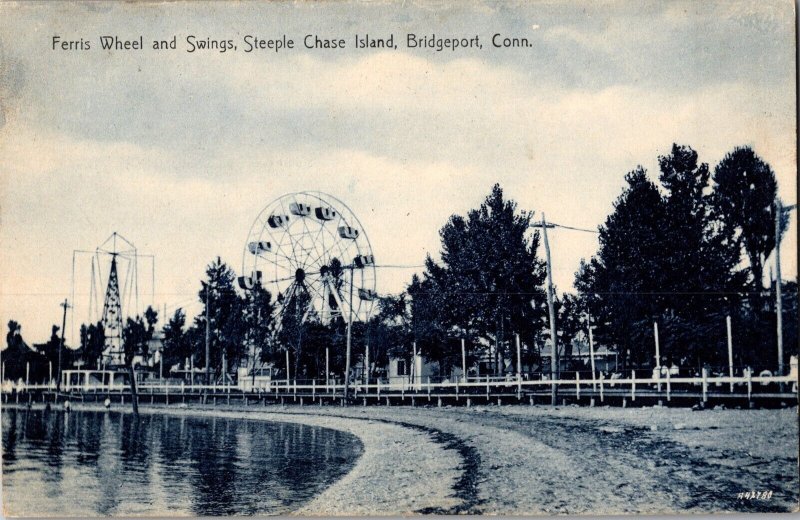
[631,369,636,401]
[666,368,671,402]
[516,333,522,397]
[486,375,490,399]
[312,379,316,398]
[599,373,604,403]
[746,367,752,401]
[701,368,708,403]
[575,371,580,400]
[727,315,734,393]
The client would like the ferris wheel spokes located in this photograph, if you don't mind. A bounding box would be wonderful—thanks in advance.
[241,191,376,343]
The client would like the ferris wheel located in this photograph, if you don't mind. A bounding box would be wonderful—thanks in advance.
[239,191,377,331]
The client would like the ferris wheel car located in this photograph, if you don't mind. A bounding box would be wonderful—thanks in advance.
[289,202,312,216]
[268,215,289,228]
[353,254,374,268]
[237,275,253,290]
[338,226,360,239]
[248,241,272,254]
[358,288,377,301]
[238,271,263,290]
[315,207,338,221]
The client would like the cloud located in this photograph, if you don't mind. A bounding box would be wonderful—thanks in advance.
[0,1,795,343]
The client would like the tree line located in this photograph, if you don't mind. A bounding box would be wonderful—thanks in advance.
[3,144,796,385]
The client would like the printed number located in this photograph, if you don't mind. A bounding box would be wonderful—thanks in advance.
[737,491,773,500]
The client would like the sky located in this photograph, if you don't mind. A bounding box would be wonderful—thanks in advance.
[0,0,796,347]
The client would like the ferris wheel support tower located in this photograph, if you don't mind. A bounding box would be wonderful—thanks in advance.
[71,232,155,369]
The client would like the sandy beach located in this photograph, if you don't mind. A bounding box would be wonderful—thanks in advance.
[17,401,798,515]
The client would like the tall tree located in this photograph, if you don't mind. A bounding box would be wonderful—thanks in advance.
[657,144,743,364]
[162,309,189,372]
[578,144,781,370]
[241,281,275,381]
[417,184,546,375]
[34,325,64,372]
[659,144,739,303]
[576,167,668,367]
[192,257,247,380]
[78,322,105,369]
[5,320,21,349]
[3,321,30,382]
[712,146,782,292]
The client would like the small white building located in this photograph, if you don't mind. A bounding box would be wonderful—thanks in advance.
[386,355,437,389]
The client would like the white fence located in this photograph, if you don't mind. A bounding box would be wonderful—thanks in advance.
[4,369,796,403]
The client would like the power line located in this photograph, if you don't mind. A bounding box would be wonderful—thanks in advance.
[532,221,599,234]
[373,264,426,269]
[551,223,599,234]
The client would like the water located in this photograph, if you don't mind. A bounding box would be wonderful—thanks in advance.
[1,408,363,516]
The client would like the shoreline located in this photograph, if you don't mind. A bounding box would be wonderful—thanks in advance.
[5,402,466,516]
[4,402,798,514]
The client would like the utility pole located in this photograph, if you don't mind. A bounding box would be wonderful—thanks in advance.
[205,284,211,386]
[586,312,596,389]
[58,299,71,391]
[775,201,797,375]
[343,265,355,399]
[161,303,166,381]
[412,341,418,387]
[653,321,660,370]
[461,338,466,382]
[529,217,599,403]
[726,316,734,392]
[252,307,260,388]
[536,214,558,405]
[365,341,370,385]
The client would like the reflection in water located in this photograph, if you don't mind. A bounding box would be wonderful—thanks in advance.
[2,408,363,516]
